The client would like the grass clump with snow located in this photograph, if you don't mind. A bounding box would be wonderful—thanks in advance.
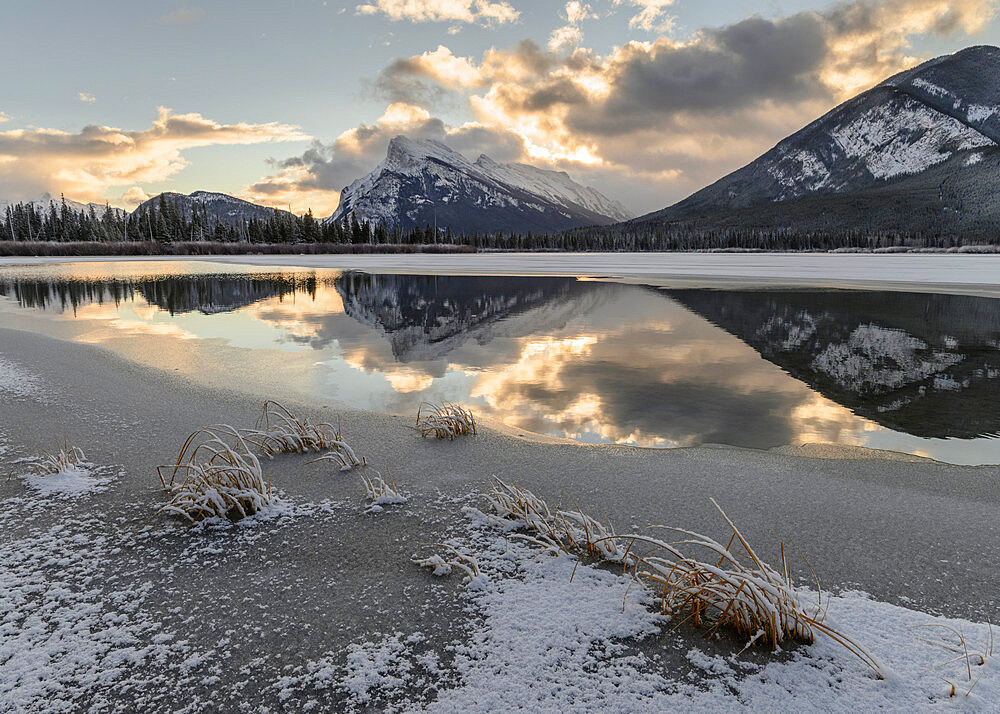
[487,477,631,563]
[156,426,274,523]
[488,479,883,676]
[244,400,360,461]
[360,467,407,508]
[30,438,88,477]
[307,445,365,473]
[608,499,880,670]
[415,402,477,440]
[910,621,995,697]
[17,438,111,496]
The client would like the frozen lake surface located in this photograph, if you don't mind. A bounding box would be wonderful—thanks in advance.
[1,260,998,464]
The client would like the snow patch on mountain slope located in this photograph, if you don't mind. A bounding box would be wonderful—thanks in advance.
[830,98,992,180]
[967,103,1000,123]
[768,150,833,197]
[910,77,955,103]
[767,95,994,199]
[472,156,632,221]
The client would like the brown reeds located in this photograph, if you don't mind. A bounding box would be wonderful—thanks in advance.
[243,401,357,459]
[487,480,884,677]
[156,426,273,523]
[31,438,88,477]
[415,403,477,440]
[360,467,406,505]
[487,477,631,563]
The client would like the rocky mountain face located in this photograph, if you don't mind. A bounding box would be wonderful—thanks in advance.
[134,191,290,225]
[636,45,1000,237]
[330,136,631,234]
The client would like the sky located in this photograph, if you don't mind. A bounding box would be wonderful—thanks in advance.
[1,0,998,217]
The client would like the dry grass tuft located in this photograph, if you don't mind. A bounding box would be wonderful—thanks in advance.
[910,620,995,696]
[487,479,883,676]
[487,477,630,563]
[416,402,477,440]
[31,438,88,476]
[244,400,354,457]
[156,426,273,523]
[360,467,407,506]
[308,448,365,472]
[604,498,883,675]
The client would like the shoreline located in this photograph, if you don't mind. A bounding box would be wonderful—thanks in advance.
[3,252,1000,298]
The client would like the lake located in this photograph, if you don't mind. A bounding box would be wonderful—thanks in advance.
[1,260,998,464]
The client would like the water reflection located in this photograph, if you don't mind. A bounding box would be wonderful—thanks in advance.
[665,289,1000,440]
[1,264,998,464]
[0,270,318,316]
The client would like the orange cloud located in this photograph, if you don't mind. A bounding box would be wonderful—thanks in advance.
[0,107,307,206]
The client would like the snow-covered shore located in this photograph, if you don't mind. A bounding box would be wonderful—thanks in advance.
[2,325,999,710]
[2,252,1000,297]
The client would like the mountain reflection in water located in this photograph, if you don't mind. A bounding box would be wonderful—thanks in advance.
[1,264,998,463]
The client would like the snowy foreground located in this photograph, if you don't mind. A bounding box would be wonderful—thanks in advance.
[2,460,996,711]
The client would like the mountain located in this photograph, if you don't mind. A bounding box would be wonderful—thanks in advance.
[632,45,1000,241]
[134,191,291,225]
[0,193,124,218]
[329,136,631,233]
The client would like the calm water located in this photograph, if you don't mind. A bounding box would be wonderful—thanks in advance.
[1,261,999,464]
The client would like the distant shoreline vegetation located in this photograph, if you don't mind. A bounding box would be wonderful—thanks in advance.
[2,195,1000,255]
[0,241,477,257]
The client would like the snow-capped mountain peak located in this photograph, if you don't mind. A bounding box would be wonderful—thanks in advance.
[329,136,632,232]
[384,136,472,173]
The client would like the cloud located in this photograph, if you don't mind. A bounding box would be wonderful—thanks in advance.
[78,93,96,104]
[548,25,584,53]
[243,102,532,215]
[157,6,206,25]
[0,107,307,205]
[0,112,9,123]
[355,0,519,25]
[565,1,596,24]
[548,2,596,53]
[613,0,677,32]
[369,0,999,212]
[376,40,556,105]
[120,186,151,208]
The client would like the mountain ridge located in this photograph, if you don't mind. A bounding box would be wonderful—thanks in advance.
[329,135,631,233]
[133,190,293,226]
[637,45,1000,228]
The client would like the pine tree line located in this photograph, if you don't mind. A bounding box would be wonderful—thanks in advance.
[3,193,997,252]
